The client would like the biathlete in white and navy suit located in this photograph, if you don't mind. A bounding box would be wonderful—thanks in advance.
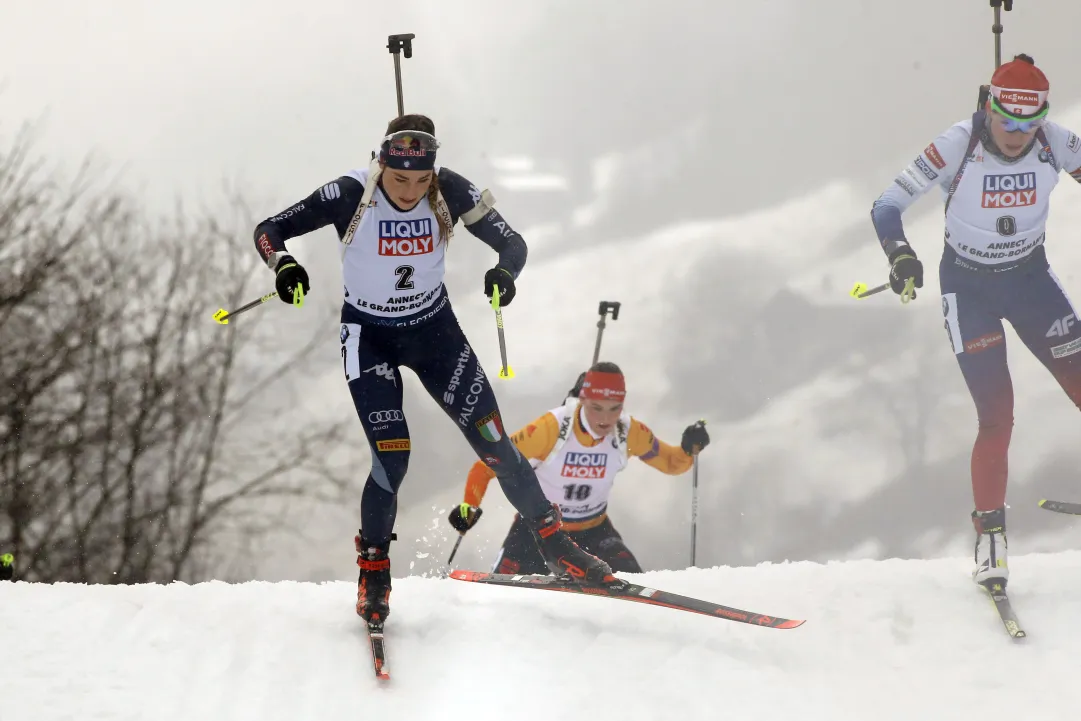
[253,114,615,625]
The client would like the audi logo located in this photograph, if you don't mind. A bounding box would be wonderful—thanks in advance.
[369,410,404,423]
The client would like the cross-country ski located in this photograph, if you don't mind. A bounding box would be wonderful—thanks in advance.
[1038,499,1081,516]
[448,569,804,629]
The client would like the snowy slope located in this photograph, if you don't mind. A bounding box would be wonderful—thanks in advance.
[4,553,1081,721]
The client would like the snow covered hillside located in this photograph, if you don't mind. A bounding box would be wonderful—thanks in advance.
[5,553,1081,721]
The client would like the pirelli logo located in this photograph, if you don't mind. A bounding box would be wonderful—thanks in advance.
[376,439,410,452]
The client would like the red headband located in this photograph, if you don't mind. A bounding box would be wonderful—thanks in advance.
[578,371,626,401]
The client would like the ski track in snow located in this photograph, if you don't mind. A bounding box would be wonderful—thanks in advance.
[4,553,1081,721]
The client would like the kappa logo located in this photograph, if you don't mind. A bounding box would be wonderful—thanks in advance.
[379,219,435,257]
[340,324,349,344]
[1047,314,1076,338]
[364,363,397,386]
[561,451,607,479]
[982,173,1036,209]
[924,143,947,170]
[913,155,939,182]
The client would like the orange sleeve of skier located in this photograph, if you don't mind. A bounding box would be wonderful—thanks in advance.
[626,417,694,475]
[463,411,562,506]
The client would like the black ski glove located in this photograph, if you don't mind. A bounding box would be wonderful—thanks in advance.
[888,246,923,298]
[274,254,309,305]
[448,503,484,533]
[681,421,710,456]
[484,267,516,307]
[0,553,13,581]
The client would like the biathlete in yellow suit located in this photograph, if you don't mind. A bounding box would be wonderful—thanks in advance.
[447,362,711,574]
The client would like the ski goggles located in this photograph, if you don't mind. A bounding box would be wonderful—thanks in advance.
[989,96,1049,133]
[379,129,439,170]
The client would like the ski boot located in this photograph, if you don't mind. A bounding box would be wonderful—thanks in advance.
[971,507,1009,588]
[525,504,619,586]
[355,532,394,625]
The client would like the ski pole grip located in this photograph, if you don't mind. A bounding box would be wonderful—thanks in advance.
[387,33,415,57]
[598,301,621,320]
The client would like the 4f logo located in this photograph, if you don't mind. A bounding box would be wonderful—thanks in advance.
[1047,314,1076,338]
[365,363,397,386]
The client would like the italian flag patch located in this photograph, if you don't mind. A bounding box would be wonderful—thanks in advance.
[476,411,504,442]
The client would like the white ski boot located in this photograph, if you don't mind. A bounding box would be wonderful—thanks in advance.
[971,507,1009,587]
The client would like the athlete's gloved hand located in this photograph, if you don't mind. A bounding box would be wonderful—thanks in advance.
[681,421,710,456]
[484,267,516,307]
[888,246,923,298]
[274,254,309,305]
[448,503,484,533]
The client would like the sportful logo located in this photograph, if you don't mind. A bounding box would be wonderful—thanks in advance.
[444,344,471,405]
[982,173,1037,209]
[320,182,340,202]
[379,219,434,257]
[561,452,607,479]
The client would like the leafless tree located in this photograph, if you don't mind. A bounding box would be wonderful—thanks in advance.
[0,124,354,584]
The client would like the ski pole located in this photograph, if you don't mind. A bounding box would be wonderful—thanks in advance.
[689,419,705,568]
[690,455,699,568]
[591,301,621,366]
[386,33,415,117]
[991,0,1012,70]
[447,533,465,565]
[491,285,515,379]
[212,288,301,325]
[977,1,1013,107]
[848,279,915,304]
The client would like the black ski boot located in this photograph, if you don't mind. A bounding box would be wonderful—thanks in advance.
[355,532,393,625]
[525,504,618,586]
